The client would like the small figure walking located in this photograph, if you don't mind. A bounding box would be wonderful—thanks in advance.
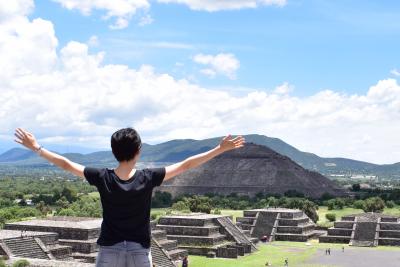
[182,255,188,267]
[284,258,288,266]
[328,248,331,255]
[342,246,344,252]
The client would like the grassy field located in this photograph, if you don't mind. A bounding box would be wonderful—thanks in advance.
[188,240,400,267]
[317,206,400,227]
[316,207,363,227]
[189,241,340,267]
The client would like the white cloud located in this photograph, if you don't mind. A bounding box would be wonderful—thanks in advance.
[194,53,240,80]
[1,4,400,164]
[157,0,286,12]
[0,0,34,19]
[391,69,400,77]
[274,82,293,95]
[52,0,150,29]
[138,14,153,26]
[87,35,99,47]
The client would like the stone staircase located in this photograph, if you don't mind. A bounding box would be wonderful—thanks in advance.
[351,220,377,247]
[151,237,177,267]
[156,214,254,258]
[319,217,354,244]
[151,220,188,262]
[4,217,100,263]
[237,208,317,242]
[3,237,50,259]
[216,217,257,252]
[151,230,188,261]
[320,213,400,247]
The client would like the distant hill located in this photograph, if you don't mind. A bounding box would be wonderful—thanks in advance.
[159,143,347,198]
[1,134,399,178]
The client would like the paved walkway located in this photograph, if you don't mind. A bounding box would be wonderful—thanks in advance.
[306,247,400,267]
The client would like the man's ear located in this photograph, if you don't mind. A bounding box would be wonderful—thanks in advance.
[134,150,141,160]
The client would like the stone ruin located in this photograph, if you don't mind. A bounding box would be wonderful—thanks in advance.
[319,213,400,247]
[236,208,319,242]
[0,216,184,267]
[155,214,257,259]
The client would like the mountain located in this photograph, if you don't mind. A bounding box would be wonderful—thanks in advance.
[0,148,36,162]
[1,134,399,178]
[159,143,346,198]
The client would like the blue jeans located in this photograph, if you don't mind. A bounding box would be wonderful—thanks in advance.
[96,241,152,267]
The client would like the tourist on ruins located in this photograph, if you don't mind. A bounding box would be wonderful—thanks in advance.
[14,128,245,267]
[182,255,188,267]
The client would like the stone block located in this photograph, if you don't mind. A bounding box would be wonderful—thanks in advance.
[217,247,237,258]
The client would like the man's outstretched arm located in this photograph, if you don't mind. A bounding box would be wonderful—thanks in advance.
[14,128,85,178]
[164,135,245,181]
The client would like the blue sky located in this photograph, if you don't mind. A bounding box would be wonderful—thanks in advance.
[31,0,400,96]
[1,0,400,164]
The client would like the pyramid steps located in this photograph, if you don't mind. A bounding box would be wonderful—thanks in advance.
[320,213,400,247]
[236,208,318,242]
[155,215,256,258]
[4,237,50,259]
[150,220,188,261]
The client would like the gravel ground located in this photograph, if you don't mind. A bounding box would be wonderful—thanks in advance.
[306,247,400,267]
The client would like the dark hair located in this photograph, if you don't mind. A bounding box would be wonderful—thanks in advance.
[111,128,142,162]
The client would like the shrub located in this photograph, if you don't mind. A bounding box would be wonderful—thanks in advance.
[325,213,336,222]
[363,197,385,213]
[188,196,212,214]
[325,198,345,210]
[213,209,221,215]
[151,192,173,208]
[386,200,395,208]
[326,199,336,210]
[171,200,189,211]
[12,259,30,267]
[353,200,365,209]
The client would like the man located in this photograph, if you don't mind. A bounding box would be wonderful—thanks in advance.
[14,127,245,267]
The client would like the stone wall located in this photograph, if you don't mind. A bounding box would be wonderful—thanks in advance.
[4,225,98,240]
[319,236,351,243]
[216,247,237,258]
[380,223,400,230]
[58,240,98,254]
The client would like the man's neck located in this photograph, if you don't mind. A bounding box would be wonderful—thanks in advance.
[115,160,136,179]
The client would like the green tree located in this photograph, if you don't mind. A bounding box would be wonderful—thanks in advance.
[172,200,189,211]
[353,200,365,209]
[151,192,173,208]
[386,200,395,208]
[325,213,336,222]
[363,197,385,213]
[55,196,70,209]
[35,201,51,216]
[187,196,212,214]
[352,183,361,192]
[61,186,78,203]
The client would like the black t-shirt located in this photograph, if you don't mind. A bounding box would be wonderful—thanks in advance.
[83,167,166,248]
